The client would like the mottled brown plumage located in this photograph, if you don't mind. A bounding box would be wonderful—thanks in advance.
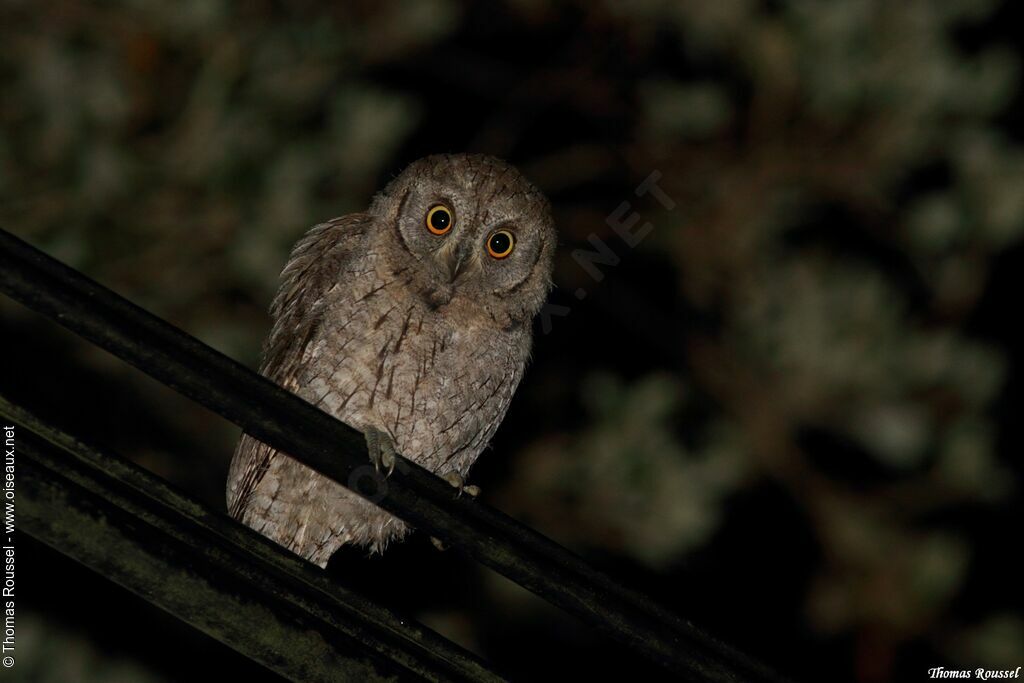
[227,154,556,567]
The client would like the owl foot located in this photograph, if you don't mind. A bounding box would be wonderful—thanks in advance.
[430,473,479,551]
[364,428,397,477]
[442,471,480,498]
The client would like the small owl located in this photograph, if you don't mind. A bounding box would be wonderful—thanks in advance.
[227,154,556,567]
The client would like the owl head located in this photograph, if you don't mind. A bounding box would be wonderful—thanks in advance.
[369,154,556,329]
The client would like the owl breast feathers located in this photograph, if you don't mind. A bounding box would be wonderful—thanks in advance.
[226,154,556,567]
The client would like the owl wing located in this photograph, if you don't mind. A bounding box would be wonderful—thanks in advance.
[227,213,373,520]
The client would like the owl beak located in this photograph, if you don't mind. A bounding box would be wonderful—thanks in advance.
[443,241,471,283]
[423,243,467,308]
[449,251,466,281]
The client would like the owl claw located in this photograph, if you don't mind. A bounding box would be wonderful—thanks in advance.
[442,471,480,498]
[431,536,448,552]
[365,428,397,477]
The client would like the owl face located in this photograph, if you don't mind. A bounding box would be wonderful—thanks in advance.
[371,154,556,327]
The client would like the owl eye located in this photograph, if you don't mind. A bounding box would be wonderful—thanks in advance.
[426,205,453,235]
[486,230,515,259]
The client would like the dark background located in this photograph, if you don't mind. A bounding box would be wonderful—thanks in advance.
[2,2,1023,682]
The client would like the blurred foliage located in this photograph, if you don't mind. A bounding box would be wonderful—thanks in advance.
[500,373,751,568]
[2,1,1022,682]
[12,611,172,683]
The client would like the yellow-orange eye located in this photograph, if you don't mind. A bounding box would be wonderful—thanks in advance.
[426,205,453,235]
[486,230,515,259]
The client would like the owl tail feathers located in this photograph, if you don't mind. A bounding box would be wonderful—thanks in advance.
[239,503,412,569]
[229,455,413,567]
[294,528,354,569]
[282,516,409,568]
[243,509,355,569]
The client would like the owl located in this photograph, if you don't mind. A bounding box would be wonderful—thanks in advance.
[226,153,556,567]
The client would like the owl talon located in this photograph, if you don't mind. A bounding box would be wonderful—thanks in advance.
[431,536,448,552]
[442,471,480,498]
[365,428,397,477]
